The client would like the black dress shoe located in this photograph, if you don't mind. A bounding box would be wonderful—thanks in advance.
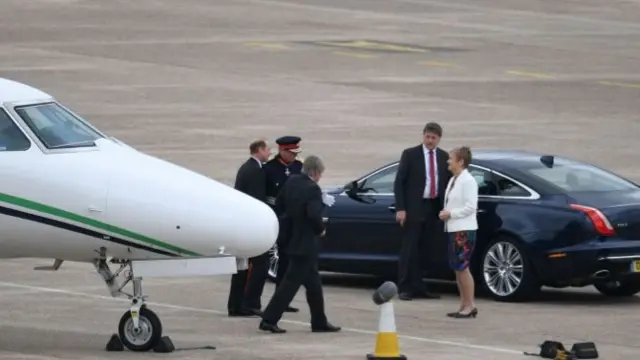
[259,320,287,333]
[228,309,257,317]
[311,323,341,333]
[398,292,413,301]
[284,306,299,313]
[246,308,264,316]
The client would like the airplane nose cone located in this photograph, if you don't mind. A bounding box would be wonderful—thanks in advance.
[104,146,279,259]
[221,191,279,256]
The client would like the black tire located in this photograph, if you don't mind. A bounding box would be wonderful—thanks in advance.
[118,306,162,352]
[594,280,640,297]
[480,235,540,302]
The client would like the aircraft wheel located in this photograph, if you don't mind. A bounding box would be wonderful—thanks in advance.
[118,306,162,352]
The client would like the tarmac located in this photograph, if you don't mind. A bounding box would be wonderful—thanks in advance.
[1,0,640,359]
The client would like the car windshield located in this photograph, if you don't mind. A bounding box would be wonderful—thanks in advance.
[525,162,638,193]
[14,102,104,149]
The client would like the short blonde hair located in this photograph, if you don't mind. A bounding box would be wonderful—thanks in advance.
[452,146,472,168]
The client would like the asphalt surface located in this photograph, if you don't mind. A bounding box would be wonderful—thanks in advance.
[2,0,640,359]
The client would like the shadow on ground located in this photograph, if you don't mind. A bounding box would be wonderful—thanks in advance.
[319,273,640,306]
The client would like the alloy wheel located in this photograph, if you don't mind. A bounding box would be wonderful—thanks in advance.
[483,241,524,297]
[267,245,279,280]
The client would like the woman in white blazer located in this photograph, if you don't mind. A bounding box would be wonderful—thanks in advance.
[438,146,479,319]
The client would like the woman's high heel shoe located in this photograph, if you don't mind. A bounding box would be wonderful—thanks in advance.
[447,308,478,318]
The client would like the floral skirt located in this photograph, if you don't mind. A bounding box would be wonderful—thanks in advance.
[447,230,477,271]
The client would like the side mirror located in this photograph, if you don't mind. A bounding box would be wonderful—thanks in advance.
[344,180,359,196]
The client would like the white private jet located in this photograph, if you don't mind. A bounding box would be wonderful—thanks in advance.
[0,77,279,351]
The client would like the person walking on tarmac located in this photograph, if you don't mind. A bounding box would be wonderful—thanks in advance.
[227,139,272,317]
[261,135,304,313]
[259,155,341,334]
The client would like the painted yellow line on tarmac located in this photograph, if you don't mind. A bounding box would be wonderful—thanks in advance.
[505,70,554,79]
[420,60,459,68]
[598,81,640,89]
[244,42,289,50]
[332,51,377,59]
[317,40,427,53]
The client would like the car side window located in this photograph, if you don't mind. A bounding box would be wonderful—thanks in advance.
[493,174,531,197]
[468,167,498,196]
[0,108,31,152]
[360,165,397,194]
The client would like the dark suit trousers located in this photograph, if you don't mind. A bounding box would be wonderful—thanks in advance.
[398,198,439,294]
[243,252,269,310]
[274,216,290,288]
[262,255,328,327]
[275,252,289,287]
[227,269,248,312]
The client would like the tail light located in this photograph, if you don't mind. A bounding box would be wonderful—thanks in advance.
[569,204,615,236]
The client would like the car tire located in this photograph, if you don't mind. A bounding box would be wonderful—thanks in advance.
[594,280,640,297]
[480,235,540,302]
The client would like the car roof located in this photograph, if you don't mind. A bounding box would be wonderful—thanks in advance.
[470,148,589,173]
[0,77,53,104]
[381,148,573,170]
[371,148,584,195]
[471,148,559,169]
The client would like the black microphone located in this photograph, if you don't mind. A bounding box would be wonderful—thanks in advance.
[372,281,398,305]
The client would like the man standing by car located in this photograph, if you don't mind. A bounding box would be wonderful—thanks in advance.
[259,155,341,334]
[227,139,271,317]
[259,136,304,313]
[393,122,452,301]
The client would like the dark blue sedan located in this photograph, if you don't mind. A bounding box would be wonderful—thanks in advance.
[267,149,640,302]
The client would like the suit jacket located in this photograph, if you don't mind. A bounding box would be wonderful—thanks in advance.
[443,168,478,232]
[393,144,452,220]
[275,174,325,257]
[234,157,267,203]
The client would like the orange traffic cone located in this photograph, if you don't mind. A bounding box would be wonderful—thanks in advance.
[366,301,406,360]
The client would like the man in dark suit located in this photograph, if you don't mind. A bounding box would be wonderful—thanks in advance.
[259,155,341,334]
[393,122,452,301]
[263,135,304,313]
[227,139,272,317]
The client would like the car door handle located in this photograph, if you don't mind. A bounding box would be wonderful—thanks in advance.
[388,205,396,212]
[477,209,485,213]
[322,217,329,223]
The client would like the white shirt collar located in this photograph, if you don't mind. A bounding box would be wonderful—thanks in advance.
[423,144,437,153]
[251,156,262,167]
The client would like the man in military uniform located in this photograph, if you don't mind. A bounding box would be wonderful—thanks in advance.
[262,136,304,313]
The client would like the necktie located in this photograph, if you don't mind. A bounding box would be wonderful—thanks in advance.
[429,150,436,198]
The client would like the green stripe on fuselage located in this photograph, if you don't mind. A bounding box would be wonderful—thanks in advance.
[0,192,201,256]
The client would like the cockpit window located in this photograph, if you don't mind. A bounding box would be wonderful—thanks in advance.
[14,102,104,149]
[0,108,30,152]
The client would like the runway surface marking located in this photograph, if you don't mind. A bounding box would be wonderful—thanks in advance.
[332,51,377,59]
[244,42,290,50]
[315,40,429,53]
[241,42,639,91]
[505,70,555,79]
[419,61,460,68]
[598,81,640,89]
[0,281,523,355]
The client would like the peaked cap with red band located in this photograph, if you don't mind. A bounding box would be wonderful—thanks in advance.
[276,135,302,154]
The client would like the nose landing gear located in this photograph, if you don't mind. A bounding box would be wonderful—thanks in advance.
[94,248,172,353]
